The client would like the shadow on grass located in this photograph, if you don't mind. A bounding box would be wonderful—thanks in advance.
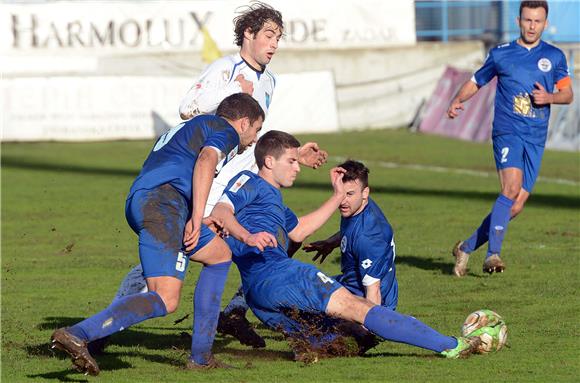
[26,369,90,382]
[293,181,580,210]
[396,254,454,275]
[3,158,578,209]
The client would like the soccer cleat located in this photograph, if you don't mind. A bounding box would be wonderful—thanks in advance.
[483,254,506,274]
[217,311,266,348]
[440,336,482,359]
[452,241,470,277]
[185,355,235,370]
[50,328,100,376]
[465,323,507,352]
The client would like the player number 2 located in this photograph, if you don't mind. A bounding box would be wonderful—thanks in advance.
[500,147,509,164]
[175,252,186,272]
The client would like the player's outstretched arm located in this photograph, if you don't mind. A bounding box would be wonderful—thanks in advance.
[289,168,345,243]
[447,80,479,119]
[298,142,328,169]
[211,202,277,251]
[184,147,221,251]
[303,231,341,264]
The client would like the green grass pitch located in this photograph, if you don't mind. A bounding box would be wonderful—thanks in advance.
[2,129,579,382]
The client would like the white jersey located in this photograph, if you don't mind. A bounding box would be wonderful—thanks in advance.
[178,53,277,216]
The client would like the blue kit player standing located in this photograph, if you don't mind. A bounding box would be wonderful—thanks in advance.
[212,130,500,360]
[447,0,573,276]
[304,160,398,311]
[50,93,264,375]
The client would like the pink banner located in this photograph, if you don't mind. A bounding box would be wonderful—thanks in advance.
[419,66,497,142]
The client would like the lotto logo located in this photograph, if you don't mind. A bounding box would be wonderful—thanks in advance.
[361,259,373,269]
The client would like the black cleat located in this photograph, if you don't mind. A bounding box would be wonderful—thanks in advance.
[51,328,100,376]
[217,311,266,348]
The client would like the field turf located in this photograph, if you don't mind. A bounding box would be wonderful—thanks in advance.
[2,129,579,382]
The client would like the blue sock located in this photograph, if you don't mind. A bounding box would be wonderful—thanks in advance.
[190,261,231,365]
[223,285,249,316]
[461,214,491,253]
[487,194,514,258]
[68,291,167,342]
[363,306,457,352]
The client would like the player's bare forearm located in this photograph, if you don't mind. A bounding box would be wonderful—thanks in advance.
[552,86,573,104]
[211,203,252,242]
[289,194,342,243]
[448,80,479,118]
[364,282,381,305]
[191,148,219,223]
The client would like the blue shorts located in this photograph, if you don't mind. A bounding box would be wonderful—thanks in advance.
[243,257,343,316]
[493,133,544,192]
[125,184,215,280]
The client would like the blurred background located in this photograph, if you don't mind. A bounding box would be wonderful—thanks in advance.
[2,0,579,150]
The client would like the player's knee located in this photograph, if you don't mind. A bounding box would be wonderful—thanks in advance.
[151,289,180,314]
[207,239,232,264]
[501,185,521,200]
[510,202,525,218]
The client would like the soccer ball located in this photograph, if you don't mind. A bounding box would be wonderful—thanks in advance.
[461,309,507,353]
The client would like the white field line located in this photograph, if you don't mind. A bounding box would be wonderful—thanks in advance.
[328,156,580,187]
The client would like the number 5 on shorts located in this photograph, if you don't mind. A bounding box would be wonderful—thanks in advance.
[176,251,187,272]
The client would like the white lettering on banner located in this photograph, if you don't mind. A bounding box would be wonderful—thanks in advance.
[1,0,415,55]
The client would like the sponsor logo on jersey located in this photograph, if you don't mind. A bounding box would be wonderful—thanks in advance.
[265,92,271,109]
[227,146,238,162]
[229,174,250,193]
[340,236,347,252]
[361,259,373,269]
[513,93,536,118]
[538,58,552,72]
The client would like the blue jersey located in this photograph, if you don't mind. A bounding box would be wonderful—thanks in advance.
[128,115,239,203]
[339,198,397,307]
[220,171,299,282]
[473,40,570,146]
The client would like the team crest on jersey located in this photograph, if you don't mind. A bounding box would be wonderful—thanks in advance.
[537,58,552,72]
[222,70,231,82]
[227,146,238,162]
[229,174,250,193]
[340,236,347,252]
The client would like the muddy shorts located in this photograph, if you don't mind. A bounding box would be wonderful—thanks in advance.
[125,184,215,280]
[243,257,343,316]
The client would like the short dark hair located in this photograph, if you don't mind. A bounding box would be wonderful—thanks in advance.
[338,160,370,189]
[255,130,300,169]
[233,2,284,47]
[216,93,265,125]
[519,1,549,17]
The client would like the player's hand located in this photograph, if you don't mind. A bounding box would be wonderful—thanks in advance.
[235,74,254,95]
[183,218,201,252]
[203,216,229,238]
[298,142,328,169]
[303,240,335,264]
[330,167,346,197]
[447,99,464,119]
[244,231,278,251]
[532,82,553,105]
